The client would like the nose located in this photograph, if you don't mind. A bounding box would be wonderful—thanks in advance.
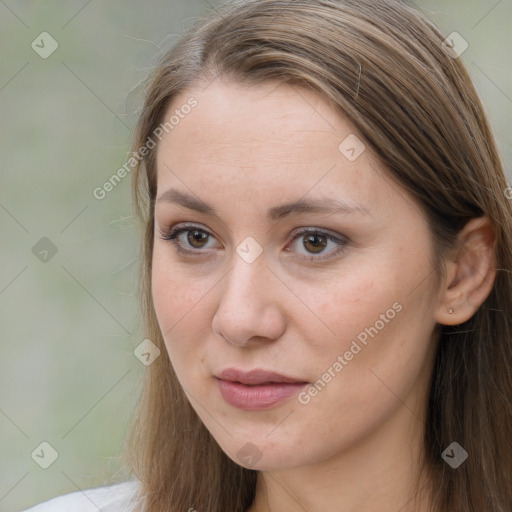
[211,254,287,347]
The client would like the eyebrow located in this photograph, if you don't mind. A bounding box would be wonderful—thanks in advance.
[155,188,370,221]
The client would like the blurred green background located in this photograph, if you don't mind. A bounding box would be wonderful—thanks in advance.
[0,1,510,510]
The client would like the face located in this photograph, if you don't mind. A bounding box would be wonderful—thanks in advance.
[152,79,441,471]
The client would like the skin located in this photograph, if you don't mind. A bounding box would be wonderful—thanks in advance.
[151,79,496,512]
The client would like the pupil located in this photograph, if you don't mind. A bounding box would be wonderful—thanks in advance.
[188,230,208,248]
[304,234,327,253]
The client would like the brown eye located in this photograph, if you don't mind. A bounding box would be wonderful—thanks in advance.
[302,233,328,254]
[286,228,348,261]
[187,230,209,248]
[159,224,221,256]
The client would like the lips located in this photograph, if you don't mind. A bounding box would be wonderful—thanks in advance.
[216,367,308,386]
[215,368,309,410]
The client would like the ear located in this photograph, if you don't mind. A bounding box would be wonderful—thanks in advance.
[435,216,497,326]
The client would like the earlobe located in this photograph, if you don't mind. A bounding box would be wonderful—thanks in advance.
[435,216,497,326]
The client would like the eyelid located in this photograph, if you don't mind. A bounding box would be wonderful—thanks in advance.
[288,226,347,243]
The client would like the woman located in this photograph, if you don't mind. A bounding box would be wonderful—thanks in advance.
[24,0,512,511]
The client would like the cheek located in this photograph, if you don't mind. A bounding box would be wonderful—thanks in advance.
[151,251,212,360]
[299,264,397,355]
[299,263,436,419]
[297,253,434,396]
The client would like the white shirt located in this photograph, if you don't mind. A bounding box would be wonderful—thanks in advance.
[21,480,141,512]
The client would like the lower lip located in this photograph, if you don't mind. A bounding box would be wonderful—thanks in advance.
[216,378,308,411]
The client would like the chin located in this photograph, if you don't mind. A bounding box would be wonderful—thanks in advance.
[215,433,305,471]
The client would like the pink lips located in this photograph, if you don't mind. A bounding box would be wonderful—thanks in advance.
[215,368,308,411]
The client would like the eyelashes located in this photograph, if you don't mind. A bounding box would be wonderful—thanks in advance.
[157,223,349,261]
[159,224,221,254]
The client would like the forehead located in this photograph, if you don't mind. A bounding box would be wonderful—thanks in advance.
[154,80,404,219]
[158,80,347,163]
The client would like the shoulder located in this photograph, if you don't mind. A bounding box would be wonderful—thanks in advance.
[21,480,141,512]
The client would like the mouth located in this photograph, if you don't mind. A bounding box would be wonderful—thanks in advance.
[216,367,308,385]
[214,368,309,410]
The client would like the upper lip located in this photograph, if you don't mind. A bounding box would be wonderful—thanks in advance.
[216,368,308,385]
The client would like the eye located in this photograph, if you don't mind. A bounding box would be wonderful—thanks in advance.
[285,228,348,261]
[158,223,348,261]
[158,223,221,255]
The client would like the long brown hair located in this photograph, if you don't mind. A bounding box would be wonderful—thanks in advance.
[122,1,512,510]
